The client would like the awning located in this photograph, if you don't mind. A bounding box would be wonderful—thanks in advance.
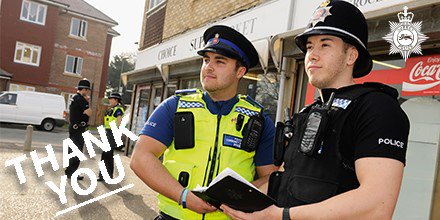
[120,66,158,85]
[0,68,13,79]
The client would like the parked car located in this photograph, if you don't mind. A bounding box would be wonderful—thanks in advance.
[0,91,67,131]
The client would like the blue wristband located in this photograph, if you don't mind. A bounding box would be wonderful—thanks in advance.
[178,188,186,205]
[181,188,189,208]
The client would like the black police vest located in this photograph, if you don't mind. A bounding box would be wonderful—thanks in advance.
[275,83,398,207]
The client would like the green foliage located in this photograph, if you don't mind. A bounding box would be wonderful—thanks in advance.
[107,53,136,104]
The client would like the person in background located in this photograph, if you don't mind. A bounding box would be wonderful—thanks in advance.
[97,92,124,181]
[65,78,92,180]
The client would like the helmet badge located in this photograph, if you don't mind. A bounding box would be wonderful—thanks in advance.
[309,6,332,27]
[212,33,220,44]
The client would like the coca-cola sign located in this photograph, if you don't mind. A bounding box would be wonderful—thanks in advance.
[304,55,440,104]
[402,55,440,96]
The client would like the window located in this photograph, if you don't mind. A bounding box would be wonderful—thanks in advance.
[65,55,83,75]
[149,0,165,9]
[70,18,87,38]
[20,0,47,25]
[14,42,41,66]
[62,93,75,112]
[180,77,202,89]
[9,83,35,92]
[9,84,19,91]
[0,93,17,105]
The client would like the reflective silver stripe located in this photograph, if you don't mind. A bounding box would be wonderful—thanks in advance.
[304,26,366,49]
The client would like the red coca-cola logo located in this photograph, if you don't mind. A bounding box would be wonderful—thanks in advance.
[409,58,440,82]
[403,55,440,94]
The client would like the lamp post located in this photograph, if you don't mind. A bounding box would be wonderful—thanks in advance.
[118,57,127,93]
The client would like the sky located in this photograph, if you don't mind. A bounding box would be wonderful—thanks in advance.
[83,0,146,59]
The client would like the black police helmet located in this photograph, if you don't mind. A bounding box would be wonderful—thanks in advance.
[76,78,91,90]
[108,92,122,100]
[197,25,259,72]
[295,0,372,78]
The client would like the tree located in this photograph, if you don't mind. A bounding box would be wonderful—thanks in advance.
[107,52,136,105]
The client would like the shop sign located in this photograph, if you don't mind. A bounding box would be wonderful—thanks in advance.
[135,0,292,70]
[402,55,440,96]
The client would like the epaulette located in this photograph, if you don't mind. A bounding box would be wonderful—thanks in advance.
[239,95,264,110]
[175,89,201,96]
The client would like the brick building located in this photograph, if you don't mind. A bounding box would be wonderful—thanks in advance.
[0,0,119,125]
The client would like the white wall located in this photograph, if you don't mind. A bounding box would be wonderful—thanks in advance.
[395,97,440,219]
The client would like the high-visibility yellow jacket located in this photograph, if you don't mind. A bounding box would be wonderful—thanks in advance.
[159,90,263,220]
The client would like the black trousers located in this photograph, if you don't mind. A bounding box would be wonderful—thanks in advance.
[65,128,85,177]
[98,129,116,179]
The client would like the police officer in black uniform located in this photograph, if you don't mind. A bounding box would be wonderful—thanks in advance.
[97,92,124,181]
[221,1,410,219]
[65,78,92,180]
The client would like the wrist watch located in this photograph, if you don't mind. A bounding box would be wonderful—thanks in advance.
[282,207,290,220]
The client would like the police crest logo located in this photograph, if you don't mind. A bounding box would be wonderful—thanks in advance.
[383,6,429,61]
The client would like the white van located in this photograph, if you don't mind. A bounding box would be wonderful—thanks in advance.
[0,91,67,131]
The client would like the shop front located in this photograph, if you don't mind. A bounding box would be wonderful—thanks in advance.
[271,0,439,219]
[122,0,295,155]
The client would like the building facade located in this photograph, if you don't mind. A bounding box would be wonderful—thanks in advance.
[126,0,439,218]
[0,0,119,125]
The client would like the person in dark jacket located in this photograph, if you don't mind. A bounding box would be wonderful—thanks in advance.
[221,1,409,219]
[65,78,92,180]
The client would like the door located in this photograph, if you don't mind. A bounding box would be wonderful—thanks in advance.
[15,93,42,125]
[132,85,151,138]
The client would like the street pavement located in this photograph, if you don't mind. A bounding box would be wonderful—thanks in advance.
[0,124,159,219]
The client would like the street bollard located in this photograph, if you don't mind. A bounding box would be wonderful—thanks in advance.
[24,125,33,152]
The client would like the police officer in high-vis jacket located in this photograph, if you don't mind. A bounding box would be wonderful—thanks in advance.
[130,25,278,220]
[221,1,410,219]
[97,92,124,181]
[65,78,92,180]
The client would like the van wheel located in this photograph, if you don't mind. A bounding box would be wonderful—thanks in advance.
[41,119,55,131]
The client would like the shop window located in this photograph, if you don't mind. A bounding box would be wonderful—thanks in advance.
[253,72,279,122]
[70,18,87,39]
[65,55,83,75]
[20,0,47,25]
[150,86,163,116]
[14,42,41,66]
[180,78,202,90]
[132,86,151,138]
[165,83,177,98]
